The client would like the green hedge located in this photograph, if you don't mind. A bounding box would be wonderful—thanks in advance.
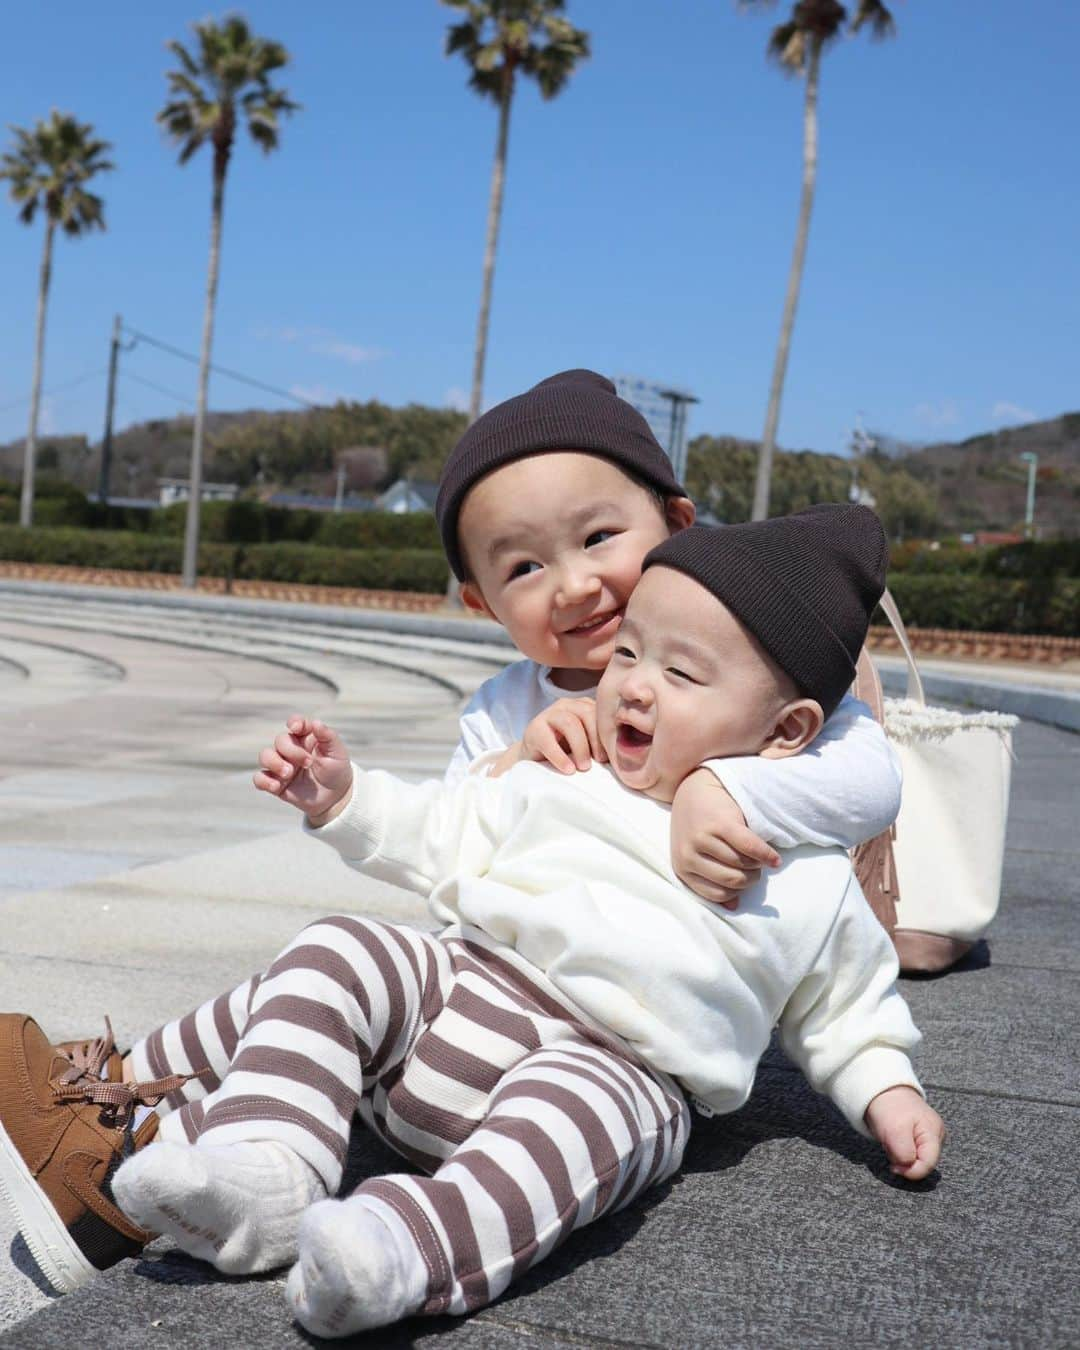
[0,525,232,575]
[888,538,1080,579]
[148,501,442,550]
[984,538,1080,580]
[0,525,449,593]
[233,543,447,592]
[884,573,1080,637]
[2,489,446,550]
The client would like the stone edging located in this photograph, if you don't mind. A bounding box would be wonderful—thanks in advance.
[867,625,1079,665]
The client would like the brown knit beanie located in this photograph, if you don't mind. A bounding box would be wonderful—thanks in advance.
[436,369,686,579]
[642,505,888,719]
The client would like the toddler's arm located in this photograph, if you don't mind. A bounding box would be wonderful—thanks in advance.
[445,666,533,785]
[490,698,606,778]
[670,772,780,907]
[697,694,901,851]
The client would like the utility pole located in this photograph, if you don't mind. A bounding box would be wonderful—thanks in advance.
[98,314,122,506]
[1019,451,1038,540]
[334,459,345,513]
[657,388,700,485]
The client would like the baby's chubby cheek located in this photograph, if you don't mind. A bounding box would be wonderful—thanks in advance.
[593,700,619,766]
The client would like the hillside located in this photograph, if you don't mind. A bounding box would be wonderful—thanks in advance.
[901,415,1079,536]
[2,402,1076,539]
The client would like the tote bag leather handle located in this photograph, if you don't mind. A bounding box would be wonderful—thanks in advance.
[878,588,926,706]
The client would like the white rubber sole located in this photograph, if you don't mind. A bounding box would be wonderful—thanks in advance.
[0,1116,97,1294]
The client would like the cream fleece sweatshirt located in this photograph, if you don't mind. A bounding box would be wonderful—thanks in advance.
[311,760,922,1136]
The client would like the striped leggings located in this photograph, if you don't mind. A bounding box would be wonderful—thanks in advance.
[129,917,690,1316]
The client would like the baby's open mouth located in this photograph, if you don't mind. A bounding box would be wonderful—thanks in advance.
[616,724,652,750]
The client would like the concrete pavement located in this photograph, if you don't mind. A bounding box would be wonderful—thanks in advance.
[1,582,1078,1347]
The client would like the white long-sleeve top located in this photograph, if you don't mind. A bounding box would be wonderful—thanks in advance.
[312,759,922,1136]
[446,658,901,849]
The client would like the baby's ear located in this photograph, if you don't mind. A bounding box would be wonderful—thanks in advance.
[760,700,825,759]
[664,495,696,533]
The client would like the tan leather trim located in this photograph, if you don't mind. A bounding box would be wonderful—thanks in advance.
[894,929,973,974]
[853,647,885,723]
[62,1152,150,1242]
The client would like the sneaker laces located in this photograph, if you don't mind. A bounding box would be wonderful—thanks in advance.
[59,1016,121,1082]
[52,1016,203,1130]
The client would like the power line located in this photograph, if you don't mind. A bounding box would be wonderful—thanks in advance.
[0,367,108,416]
[121,324,319,409]
[120,369,197,407]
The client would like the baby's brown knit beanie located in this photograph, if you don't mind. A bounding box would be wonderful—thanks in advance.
[642,505,888,718]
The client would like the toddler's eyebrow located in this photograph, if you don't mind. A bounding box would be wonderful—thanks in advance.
[487,525,534,563]
[487,503,621,563]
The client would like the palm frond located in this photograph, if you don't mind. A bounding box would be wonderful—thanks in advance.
[445,19,482,59]
[442,0,588,104]
[767,20,806,73]
[159,16,297,165]
[850,0,895,39]
[0,110,113,235]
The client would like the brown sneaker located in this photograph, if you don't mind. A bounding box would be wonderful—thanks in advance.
[0,1014,190,1293]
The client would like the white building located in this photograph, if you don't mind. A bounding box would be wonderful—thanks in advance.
[374,479,439,514]
[157,478,240,507]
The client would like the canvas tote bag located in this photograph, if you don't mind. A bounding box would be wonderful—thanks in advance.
[852,590,1018,974]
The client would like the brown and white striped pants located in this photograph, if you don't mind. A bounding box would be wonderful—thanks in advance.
[129,917,690,1316]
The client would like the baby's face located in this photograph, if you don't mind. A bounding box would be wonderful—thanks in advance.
[458,453,693,690]
[595,568,797,803]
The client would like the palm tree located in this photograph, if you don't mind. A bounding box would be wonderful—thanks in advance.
[744,1,895,520]
[0,112,113,527]
[158,14,298,587]
[443,1,589,424]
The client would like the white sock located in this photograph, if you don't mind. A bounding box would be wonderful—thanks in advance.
[286,1197,428,1337]
[112,1139,325,1274]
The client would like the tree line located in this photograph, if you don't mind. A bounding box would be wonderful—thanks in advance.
[3,1,900,586]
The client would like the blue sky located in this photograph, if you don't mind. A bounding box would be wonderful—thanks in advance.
[1,1,1076,457]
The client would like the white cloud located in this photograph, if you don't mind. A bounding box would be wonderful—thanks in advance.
[311,340,387,365]
[444,386,469,412]
[252,326,387,365]
[289,383,340,406]
[990,400,1036,425]
[251,325,317,343]
[914,399,961,429]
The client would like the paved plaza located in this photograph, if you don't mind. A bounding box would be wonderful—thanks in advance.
[0,581,1077,1347]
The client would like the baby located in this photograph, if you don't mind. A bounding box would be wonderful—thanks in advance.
[106,506,944,1337]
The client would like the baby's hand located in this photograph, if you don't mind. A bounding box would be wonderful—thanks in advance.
[670,769,780,910]
[253,716,354,826]
[864,1085,946,1181]
[520,698,607,775]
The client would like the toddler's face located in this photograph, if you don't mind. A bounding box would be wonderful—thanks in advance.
[595,568,798,803]
[458,453,693,689]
